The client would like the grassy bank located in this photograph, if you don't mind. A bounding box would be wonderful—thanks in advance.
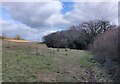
[2,40,109,82]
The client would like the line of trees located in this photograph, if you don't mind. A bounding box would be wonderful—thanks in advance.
[43,20,116,50]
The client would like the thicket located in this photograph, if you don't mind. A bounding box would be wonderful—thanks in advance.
[91,27,119,82]
[43,20,115,50]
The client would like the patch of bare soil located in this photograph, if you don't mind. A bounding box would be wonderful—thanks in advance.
[37,73,60,82]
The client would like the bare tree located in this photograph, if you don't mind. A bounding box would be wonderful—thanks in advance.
[79,20,115,35]
[77,20,116,44]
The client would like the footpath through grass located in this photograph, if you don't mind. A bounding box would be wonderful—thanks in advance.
[2,41,109,82]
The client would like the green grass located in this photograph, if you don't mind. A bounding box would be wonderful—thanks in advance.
[2,40,108,82]
[2,48,57,82]
[79,51,95,68]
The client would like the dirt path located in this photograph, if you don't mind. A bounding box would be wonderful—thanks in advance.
[54,52,95,82]
[37,50,95,82]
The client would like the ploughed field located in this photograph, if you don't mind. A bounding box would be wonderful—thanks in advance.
[2,40,110,82]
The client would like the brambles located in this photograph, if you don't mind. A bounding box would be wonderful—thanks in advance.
[91,27,119,82]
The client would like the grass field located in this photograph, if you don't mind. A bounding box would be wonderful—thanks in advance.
[2,40,110,82]
[4,39,31,43]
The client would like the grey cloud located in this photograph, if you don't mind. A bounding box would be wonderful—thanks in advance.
[65,2,118,25]
[1,20,57,41]
[3,2,65,28]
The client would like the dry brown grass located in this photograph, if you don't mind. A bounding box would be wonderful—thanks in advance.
[4,39,31,43]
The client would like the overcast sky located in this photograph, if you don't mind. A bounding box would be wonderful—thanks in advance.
[0,0,119,41]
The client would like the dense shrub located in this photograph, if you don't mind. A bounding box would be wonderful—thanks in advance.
[43,20,115,50]
[43,29,87,49]
[91,27,119,81]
